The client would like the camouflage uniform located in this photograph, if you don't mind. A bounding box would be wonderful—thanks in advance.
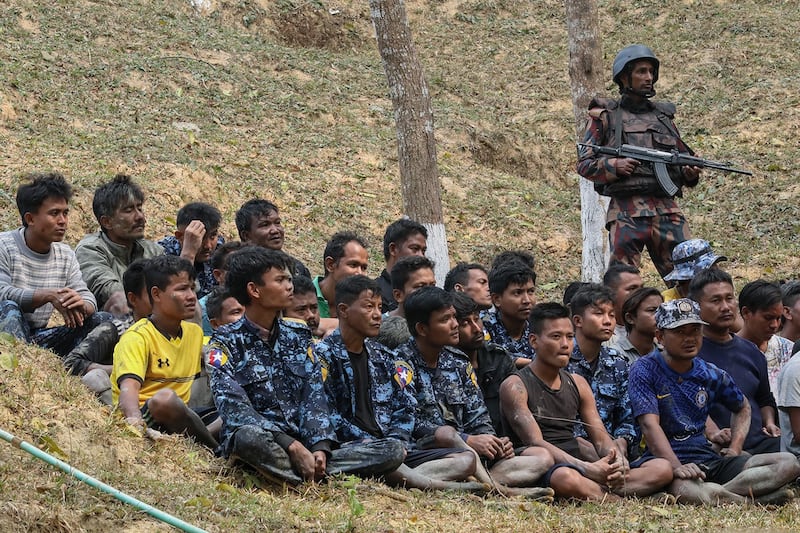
[158,234,223,298]
[568,342,637,455]
[314,329,416,444]
[577,96,698,278]
[482,310,536,360]
[395,339,495,443]
[208,317,403,485]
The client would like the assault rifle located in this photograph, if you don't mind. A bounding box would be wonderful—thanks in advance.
[578,143,752,197]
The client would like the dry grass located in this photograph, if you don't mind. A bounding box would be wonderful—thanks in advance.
[1,0,800,529]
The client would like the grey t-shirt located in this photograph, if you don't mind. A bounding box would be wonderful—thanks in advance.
[776,353,800,456]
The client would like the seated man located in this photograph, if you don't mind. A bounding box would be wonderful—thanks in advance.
[608,286,663,363]
[76,174,164,317]
[159,202,223,298]
[375,255,436,349]
[602,262,642,343]
[0,173,117,381]
[398,286,555,499]
[199,241,245,336]
[283,276,321,338]
[629,299,799,504]
[690,269,780,454]
[567,284,637,459]
[316,275,485,492]
[313,232,369,319]
[234,198,311,278]
[484,260,537,366]
[191,286,244,410]
[452,292,516,434]
[444,262,492,310]
[780,281,800,343]
[499,302,673,501]
[375,218,428,313]
[208,247,403,485]
[737,280,794,393]
[112,255,219,448]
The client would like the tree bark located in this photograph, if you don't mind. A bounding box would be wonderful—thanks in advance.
[565,0,610,282]
[369,0,450,284]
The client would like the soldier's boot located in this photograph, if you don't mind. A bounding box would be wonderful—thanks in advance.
[63,321,118,376]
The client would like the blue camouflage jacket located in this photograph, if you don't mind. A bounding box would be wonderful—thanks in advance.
[568,342,636,447]
[207,316,336,455]
[396,339,496,441]
[482,310,536,359]
[314,329,416,444]
[158,234,223,298]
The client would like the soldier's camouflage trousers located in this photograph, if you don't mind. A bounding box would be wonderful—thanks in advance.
[609,213,690,280]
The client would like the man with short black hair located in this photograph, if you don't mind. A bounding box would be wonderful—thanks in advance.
[0,173,117,384]
[374,256,436,349]
[316,275,484,492]
[500,302,672,500]
[234,198,311,279]
[284,276,321,336]
[398,286,555,499]
[483,261,537,364]
[568,284,637,459]
[630,299,799,504]
[444,262,491,310]
[603,262,643,341]
[159,202,224,298]
[313,231,369,319]
[452,292,516,434]
[375,218,428,313]
[209,247,402,485]
[690,269,780,455]
[76,174,164,316]
[780,281,800,343]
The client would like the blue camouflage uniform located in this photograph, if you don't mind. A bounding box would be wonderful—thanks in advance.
[395,339,495,443]
[314,329,415,444]
[208,317,403,484]
[482,310,536,359]
[568,342,637,454]
[158,234,223,298]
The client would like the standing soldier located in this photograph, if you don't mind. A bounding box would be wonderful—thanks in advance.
[577,44,702,280]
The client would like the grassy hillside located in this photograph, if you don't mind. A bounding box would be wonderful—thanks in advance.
[1,0,800,530]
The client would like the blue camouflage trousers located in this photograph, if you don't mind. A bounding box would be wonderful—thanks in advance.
[224,425,405,485]
[609,213,690,280]
[0,300,116,375]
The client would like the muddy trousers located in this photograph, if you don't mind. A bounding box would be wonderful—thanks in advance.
[223,425,405,485]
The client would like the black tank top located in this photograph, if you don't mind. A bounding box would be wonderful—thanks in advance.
[508,366,583,458]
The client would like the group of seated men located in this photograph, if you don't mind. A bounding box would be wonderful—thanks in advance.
[2,171,800,504]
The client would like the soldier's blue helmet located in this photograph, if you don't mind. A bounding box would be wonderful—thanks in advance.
[612,44,660,86]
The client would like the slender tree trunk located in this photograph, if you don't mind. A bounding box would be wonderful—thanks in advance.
[565,0,609,282]
[369,0,450,284]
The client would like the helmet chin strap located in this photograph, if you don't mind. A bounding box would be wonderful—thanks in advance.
[622,86,656,98]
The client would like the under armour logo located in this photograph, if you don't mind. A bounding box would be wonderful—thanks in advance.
[157,358,170,368]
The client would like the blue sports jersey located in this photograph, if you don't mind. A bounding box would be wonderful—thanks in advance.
[628,351,744,465]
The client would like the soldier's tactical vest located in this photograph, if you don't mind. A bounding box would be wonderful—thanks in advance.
[591,97,689,198]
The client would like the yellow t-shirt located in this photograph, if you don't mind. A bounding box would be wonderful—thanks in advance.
[111,318,203,406]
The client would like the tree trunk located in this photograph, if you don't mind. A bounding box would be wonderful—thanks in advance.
[565,0,610,282]
[369,0,450,284]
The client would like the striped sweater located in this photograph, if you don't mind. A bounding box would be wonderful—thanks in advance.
[0,228,96,329]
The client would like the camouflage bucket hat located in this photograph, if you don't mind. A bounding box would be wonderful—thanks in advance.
[655,298,708,330]
[664,239,727,282]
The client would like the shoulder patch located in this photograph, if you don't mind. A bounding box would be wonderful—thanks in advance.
[394,360,414,389]
[319,356,328,382]
[206,345,229,369]
[466,363,479,388]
